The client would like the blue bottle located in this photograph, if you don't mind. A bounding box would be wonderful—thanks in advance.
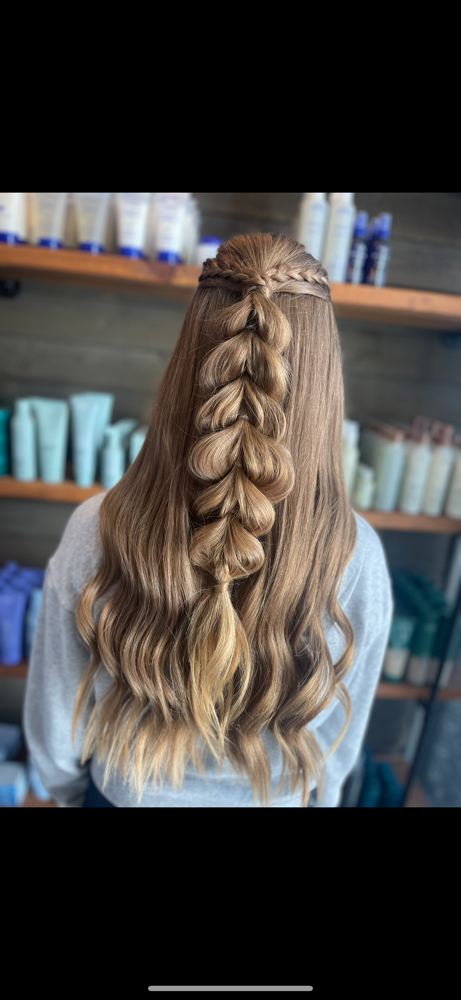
[363,213,393,287]
[346,211,369,284]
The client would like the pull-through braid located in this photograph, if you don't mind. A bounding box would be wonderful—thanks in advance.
[185,262,303,756]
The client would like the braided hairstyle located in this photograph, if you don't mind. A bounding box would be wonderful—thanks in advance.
[73,232,357,809]
[185,236,333,766]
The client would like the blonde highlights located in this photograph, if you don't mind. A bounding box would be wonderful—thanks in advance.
[73,233,357,807]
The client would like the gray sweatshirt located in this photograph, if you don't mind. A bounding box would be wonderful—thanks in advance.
[23,493,393,807]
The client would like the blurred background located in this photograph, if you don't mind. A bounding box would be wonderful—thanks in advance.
[1,191,461,808]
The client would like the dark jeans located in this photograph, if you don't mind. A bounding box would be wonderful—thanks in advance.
[83,775,116,807]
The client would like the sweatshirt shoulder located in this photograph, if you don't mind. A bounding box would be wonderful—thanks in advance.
[47,493,106,612]
[340,510,393,623]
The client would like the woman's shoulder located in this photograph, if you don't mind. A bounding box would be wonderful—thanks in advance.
[47,493,106,612]
[339,510,393,626]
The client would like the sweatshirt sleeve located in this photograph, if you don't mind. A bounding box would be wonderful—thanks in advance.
[23,563,95,808]
[309,517,394,807]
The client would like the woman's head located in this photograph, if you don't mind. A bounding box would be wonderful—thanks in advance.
[73,233,357,807]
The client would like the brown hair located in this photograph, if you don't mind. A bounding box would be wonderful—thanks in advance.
[73,233,357,807]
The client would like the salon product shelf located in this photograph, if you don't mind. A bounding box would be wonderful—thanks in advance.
[2,477,461,532]
[0,660,28,677]
[2,245,461,327]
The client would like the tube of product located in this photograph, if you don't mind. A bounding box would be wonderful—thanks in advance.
[155,193,190,264]
[113,418,138,445]
[321,193,357,282]
[129,425,147,464]
[115,193,152,259]
[296,193,329,261]
[74,193,112,254]
[33,193,68,249]
[351,464,375,511]
[195,236,222,267]
[397,428,432,515]
[100,425,126,490]
[10,399,37,482]
[382,603,419,682]
[0,588,29,666]
[69,394,102,487]
[444,437,461,518]
[79,392,114,480]
[372,425,406,512]
[0,193,27,244]
[342,420,360,497]
[422,425,455,516]
[0,409,11,475]
[30,398,69,483]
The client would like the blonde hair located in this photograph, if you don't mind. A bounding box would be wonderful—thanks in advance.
[73,233,357,807]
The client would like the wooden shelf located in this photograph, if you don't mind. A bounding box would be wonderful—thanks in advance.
[358,510,461,534]
[0,660,28,678]
[377,667,461,700]
[0,476,104,503]
[2,476,461,532]
[2,245,461,326]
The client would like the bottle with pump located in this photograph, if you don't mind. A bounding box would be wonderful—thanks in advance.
[346,211,369,284]
[101,426,126,490]
[445,436,461,518]
[321,193,357,283]
[397,428,432,515]
[363,213,393,286]
[342,420,360,498]
[422,425,455,517]
[296,193,329,261]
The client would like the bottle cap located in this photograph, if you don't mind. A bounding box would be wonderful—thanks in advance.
[376,213,393,240]
[353,211,368,238]
[380,424,404,442]
[437,425,455,445]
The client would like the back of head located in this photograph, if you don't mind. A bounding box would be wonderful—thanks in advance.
[74,233,357,807]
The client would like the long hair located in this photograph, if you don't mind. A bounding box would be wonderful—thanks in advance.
[73,233,357,807]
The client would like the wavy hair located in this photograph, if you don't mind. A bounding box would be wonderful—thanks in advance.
[73,233,357,807]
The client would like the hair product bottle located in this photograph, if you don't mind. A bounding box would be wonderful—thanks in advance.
[422,425,455,516]
[397,428,432,515]
[372,425,406,512]
[321,193,357,283]
[296,193,329,261]
[10,399,37,482]
[444,436,461,518]
[363,213,393,286]
[346,211,369,284]
[352,464,375,510]
[342,419,360,497]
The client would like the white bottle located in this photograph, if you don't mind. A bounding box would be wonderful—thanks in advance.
[321,193,357,283]
[352,464,375,510]
[372,425,406,512]
[422,426,455,516]
[342,420,360,498]
[101,426,126,490]
[11,399,37,481]
[296,193,329,261]
[398,429,432,515]
[444,437,461,518]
